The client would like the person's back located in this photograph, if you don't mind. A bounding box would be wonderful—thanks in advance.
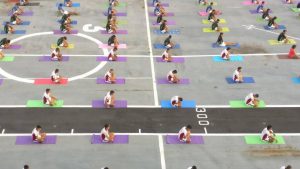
[164,36,171,46]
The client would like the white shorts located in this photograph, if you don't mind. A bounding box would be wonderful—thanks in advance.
[209,19,214,22]
[12,21,17,25]
[214,27,218,31]
[161,29,166,33]
[51,56,58,60]
[166,44,172,48]
[219,42,226,46]
[62,29,67,33]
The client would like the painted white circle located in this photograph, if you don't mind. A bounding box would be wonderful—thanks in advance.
[0,31,109,83]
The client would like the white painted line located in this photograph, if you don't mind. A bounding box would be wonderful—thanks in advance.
[144,0,159,106]
[158,135,166,169]
[1,77,152,80]
[71,129,74,134]
[1,129,5,134]
[204,127,207,134]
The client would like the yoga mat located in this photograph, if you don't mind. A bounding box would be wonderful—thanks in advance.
[225,77,255,84]
[91,134,129,144]
[148,2,169,7]
[96,78,125,84]
[264,25,286,30]
[17,2,40,6]
[157,78,190,84]
[149,12,175,17]
[96,56,127,62]
[153,29,180,35]
[92,100,127,108]
[100,30,128,34]
[103,12,127,16]
[4,44,22,50]
[34,78,68,85]
[282,0,294,4]
[26,100,64,107]
[242,1,254,5]
[166,135,204,144]
[257,17,281,22]
[212,56,243,62]
[154,43,180,49]
[15,136,57,145]
[244,135,285,144]
[152,20,176,25]
[38,56,70,62]
[56,2,80,7]
[0,56,15,62]
[229,100,266,108]
[0,30,26,34]
[203,27,230,33]
[198,11,222,16]
[160,100,196,108]
[291,77,300,84]
[291,7,300,12]
[0,79,3,85]
[268,39,296,45]
[51,44,75,49]
[99,44,127,49]
[2,21,30,25]
[102,2,127,7]
[53,30,78,34]
[212,43,240,48]
[57,20,77,25]
[155,57,185,63]
[202,19,226,24]
[8,11,33,16]
[249,9,261,14]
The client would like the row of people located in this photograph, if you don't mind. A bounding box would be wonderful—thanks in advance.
[105,0,122,33]
[3,4,26,34]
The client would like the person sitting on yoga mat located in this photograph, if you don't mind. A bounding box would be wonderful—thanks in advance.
[232,67,243,83]
[109,0,119,7]
[58,4,78,15]
[281,165,292,169]
[101,124,115,142]
[286,0,294,4]
[104,90,115,108]
[212,19,222,32]
[216,32,236,47]
[19,0,29,6]
[23,165,29,169]
[156,13,163,24]
[277,30,289,44]
[108,47,118,61]
[206,2,214,13]
[261,125,277,143]
[160,20,168,33]
[51,69,62,83]
[104,69,116,84]
[162,48,172,62]
[198,0,208,5]
[256,1,265,13]
[252,0,262,4]
[0,49,4,60]
[10,13,22,25]
[245,93,259,107]
[60,22,72,34]
[0,38,11,49]
[108,35,119,48]
[43,88,58,106]
[208,10,217,22]
[262,8,271,20]
[64,0,73,7]
[221,47,231,60]
[171,96,183,108]
[4,22,15,34]
[57,36,69,47]
[32,125,46,143]
[267,16,279,29]
[155,3,166,16]
[152,0,159,6]
[187,166,197,169]
[61,13,72,25]
[164,35,174,49]
[167,70,180,83]
[51,48,63,61]
[12,3,24,15]
[288,45,298,59]
[105,20,117,34]
[178,125,192,143]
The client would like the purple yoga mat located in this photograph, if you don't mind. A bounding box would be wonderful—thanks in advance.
[92,100,127,108]
[0,79,3,85]
[155,57,185,63]
[149,12,174,17]
[157,78,189,84]
[96,78,125,84]
[91,134,129,144]
[152,20,176,25]
[103,12,127,16]
[53,30,78,34]
[8,11,33,16]
[96,56,127,62]
[166,135,204,144]
[7,44,22,49]
[15,135,57,145]
[100,30,128,34]
[38,56,69,62]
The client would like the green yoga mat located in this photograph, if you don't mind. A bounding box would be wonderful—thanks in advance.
[256,17,281,22]
[291,7,300,12]
[202,19,226,24]
[203,27,229,33]
[268,39,296,45]
[244,135,285,144]
[26,100,64,107]
[229,100,266,108]
[0,56,14,62]
[102,2,127,8]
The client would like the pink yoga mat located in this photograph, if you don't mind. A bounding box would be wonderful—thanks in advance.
[166,135,204,144]
[99,44,127,49]
[96,56,127,62]
[152,20,176,25]
[34,78,68,85]
[91,134,129,144]
[92,100,127,108]
[96,78,125,84]
[155,57,185,63]
[157,78,189,84]
[53,30,78,34]
[198,11,222,16]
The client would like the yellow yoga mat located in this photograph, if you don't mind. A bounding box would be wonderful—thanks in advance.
[203,27,229,33]
[268,39,296,45]
[202,19,226,24]
[51,44,74,49]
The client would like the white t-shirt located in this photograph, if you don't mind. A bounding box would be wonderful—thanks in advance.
[261,127,270,140]
[178,126,187,139]
[104,92,112,104]
[51,71,59,80]
[221,49,229,59]
[43,92,51,104]
[32,128,40,139]
[162,50,170,60]
[167,71,174,81]
[232,70,240,81]
[245,93,254,105]
[100,127,109,142]
[51,50,58,60]
[104,71,112,82]
[171,96,179,106]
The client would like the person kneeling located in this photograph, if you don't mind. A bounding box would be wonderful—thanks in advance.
[245,93,259,107]
[211,19,222,32]
[232,67,243,83]
[32,125,46,143]
[108,47,118,61]
[43,88,58,106]
[162,48,172,62]
[261,125,277,143]
[160,20,168,33]
[57,36,69,48]
[101,124,115,143]
[221,47,231,60]
[51,69,62,83]
[167,70,180,83]
[104,69,116,84]
[51,48,63,61]
[104,90,115,108]
[171,96,183,108]
[4,22,15,34]
[178,125,192,143]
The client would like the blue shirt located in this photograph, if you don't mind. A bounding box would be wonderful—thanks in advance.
[154,6,160,14]
[206,5,213,13]
[58,4,64,11]
[256,4,264,12]
[12,5,18,13]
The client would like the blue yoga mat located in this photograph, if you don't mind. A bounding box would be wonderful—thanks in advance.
[161,100,196,108]
[291,77,300,84]
[153,29,180,35]
[153,44,180,49]
[212,56,244,62]
[264,25,286,30]
[2,21,30,26]
[212,43,240,48]
[56,2,80,7]
[0,30,26,34]
[226,77,255,84]
[57,20,77,24]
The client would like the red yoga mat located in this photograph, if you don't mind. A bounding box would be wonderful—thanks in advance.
[34,78,68,85]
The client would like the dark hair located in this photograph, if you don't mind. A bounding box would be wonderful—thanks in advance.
[254,94,259,98]
[168,35,172,38]
[104,124,109,129]
[172,70,177,74]
[192,166,197,169]
[63,36,67,40]
[286,165,292,169]
[283,30,287,33]
[113,47,118,51]
[36,125,41,129]
[292,45,296,49]
[46,88,50,92]
[109,90,115,95]
[179,97,183,101]
[59,3,63,6]
[24,165,29,169]
[237,67,242,71]
[267,125,272,130]
[55,47,60,52]
[227,47,231,51]
[186,125,192,129]
[220,32,224,36]
[55,69,59,73]
[103,167,109,169]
